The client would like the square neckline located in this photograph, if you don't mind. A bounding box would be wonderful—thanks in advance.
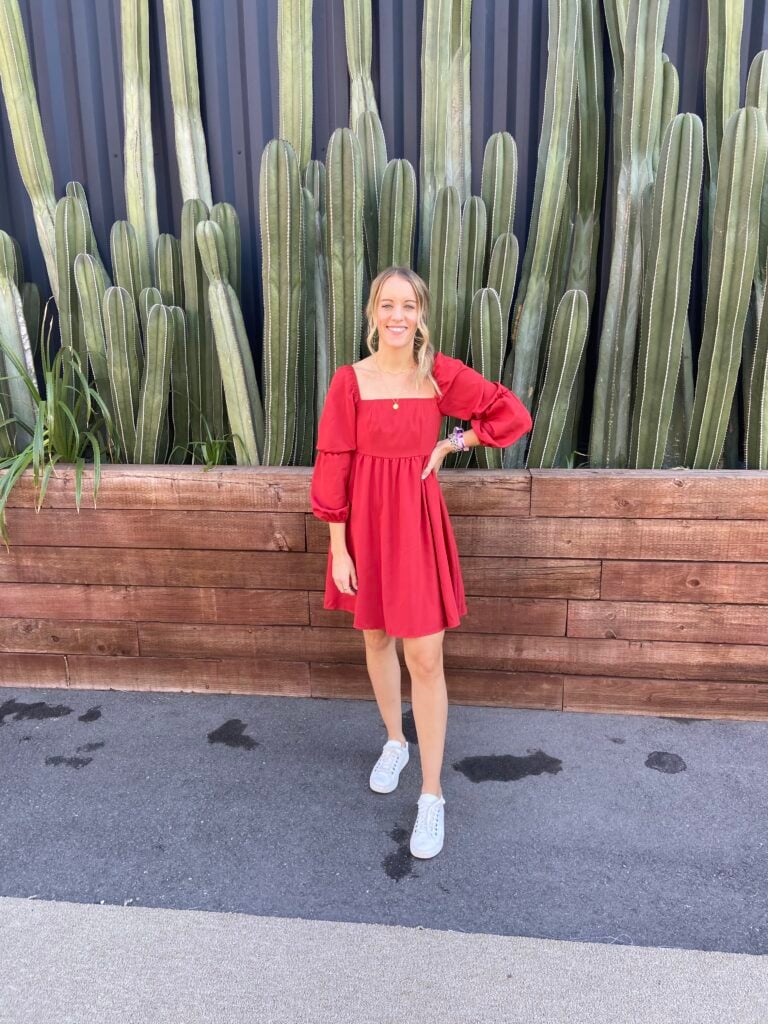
[349,360,440,402]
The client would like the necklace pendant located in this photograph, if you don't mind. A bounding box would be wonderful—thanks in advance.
[392,401,399,409]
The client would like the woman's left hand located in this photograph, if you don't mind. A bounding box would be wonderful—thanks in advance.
[421,440,452,479]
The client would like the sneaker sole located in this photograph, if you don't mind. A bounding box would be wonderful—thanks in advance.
[410,839,444,858]
[369,749,409,793]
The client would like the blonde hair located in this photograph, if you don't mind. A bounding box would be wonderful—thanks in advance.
[364,267,443,399]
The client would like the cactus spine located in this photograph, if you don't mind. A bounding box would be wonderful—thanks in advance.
[630,114,703,468]
[121,0,159,284]
[685,107,768,470]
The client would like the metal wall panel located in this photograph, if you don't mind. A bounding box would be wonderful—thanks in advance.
[1,0,768,357]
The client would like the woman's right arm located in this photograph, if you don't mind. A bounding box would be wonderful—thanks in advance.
[310,366,357,554]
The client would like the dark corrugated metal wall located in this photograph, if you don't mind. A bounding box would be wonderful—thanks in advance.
[1,0,768,354]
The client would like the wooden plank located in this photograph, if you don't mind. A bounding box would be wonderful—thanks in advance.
[138,623,366,662]
[310,592,567,636]
[66,655,310,696]
[2,509,305,550]
[2,465,531,516]
[311,662,563,708]
[0,583,307,625]
[531,468,768,519]
[568,600,768,645]
[601,560,768,605]
[0,618,138,655]
[461,558,601,598]
[0,652,68,687]
[564,675,768,721]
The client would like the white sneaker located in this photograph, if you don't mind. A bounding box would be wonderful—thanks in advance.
[410,793,445,858]
[369,739,409,793]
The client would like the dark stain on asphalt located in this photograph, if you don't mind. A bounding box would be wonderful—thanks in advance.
[0,698,71,726]
[453,749,563,783]
[45,755,93,769]
[664,717,705,725]
[79,707,102,723]
[384,825,414,880]
[402,708,418,745]
[76,741,105,753]
[608,737,626,744]
[207,719,258,749]
[645,751,687,774]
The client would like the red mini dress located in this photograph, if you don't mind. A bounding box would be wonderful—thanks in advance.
[310,350,533,638]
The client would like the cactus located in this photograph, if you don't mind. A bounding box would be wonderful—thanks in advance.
[55,196,91,420]
[456,196,487,364]
[260,139,303,463]
[102,286,142,461]
[0,0,59,299]
[121,0,159,283]
[0,230,20,285]
[66,182,111,288]
[74,253,115,428]
[746,302,768,469]
[305,159,330,409]
[198,220,264,465]
[686,107,768,470]
[480,132,517,275]
[162,0,213,206]
[468,288,504,470]
[21,282,40,357]
[155,233,184,307]
[526,289,589,469]
[344,0,378,130]
[134,303,180,463]
[138,286,163,337]
[589,0,669,469]
[180,197,209,442]
[427,185,461,358]
[110,220,147,311]
[654,56,680,175]
[486,232,518,338]
[357,110,387,282]
[630,114,703,469]
[210,202,241,300]
[294,186,318,466]
[377,159,416,272]
[504,0,579,468]
[324,129,364,375]
[0,274,37,449]
[277,0,313,172]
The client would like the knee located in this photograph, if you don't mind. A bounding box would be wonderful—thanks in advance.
[404,648,444,681]
[363,628,396,654]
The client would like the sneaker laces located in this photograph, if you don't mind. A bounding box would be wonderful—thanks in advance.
[414,799,442,838]
[375,745,403,776]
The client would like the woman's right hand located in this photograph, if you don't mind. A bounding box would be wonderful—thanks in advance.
[332,550,358,595]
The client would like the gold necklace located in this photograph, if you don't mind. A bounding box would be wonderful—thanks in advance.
[373,353,417,410]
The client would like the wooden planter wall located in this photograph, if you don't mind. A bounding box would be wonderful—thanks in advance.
[1,466,768,721]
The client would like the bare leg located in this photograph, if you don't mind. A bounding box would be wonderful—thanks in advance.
[402,630,447,798]
[363,629,406,745]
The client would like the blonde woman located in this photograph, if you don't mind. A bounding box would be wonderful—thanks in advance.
[310,267,532,858]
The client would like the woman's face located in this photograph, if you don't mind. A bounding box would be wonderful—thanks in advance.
[375,276,420,354]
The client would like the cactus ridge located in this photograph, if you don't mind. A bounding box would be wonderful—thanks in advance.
[377,159,416,271]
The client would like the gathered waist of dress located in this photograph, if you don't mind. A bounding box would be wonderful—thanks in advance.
[355,448,433,459]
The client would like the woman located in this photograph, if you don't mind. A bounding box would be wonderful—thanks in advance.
[310,267,532,859]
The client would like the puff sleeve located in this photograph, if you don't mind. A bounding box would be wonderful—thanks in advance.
[310,366,358,522]
[435,352,533,447]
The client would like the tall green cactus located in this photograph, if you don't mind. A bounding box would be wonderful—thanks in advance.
[468,288,504,470]
[746,301,768,469]
[504,0,579,468]
[357,110,387,282]
[295,185,318,466]
[0,0,59,299]
[526,289,589,469]
[344,0,378,130]
[305,159,330,408]
[103,286,142,461]
[427,185,461,358]
[198,220,264,465]
[210,202,241,300]
[480,132,517,275]
[686,107,768,470]
[163,0,213,206]
[134,303,180,463]
[456,196,487,364]
[111,220,147,311]
[324,128,364,375]
[260,139,303,463]
[630,114,703,469]
[589,0,670,468]
[74,253,115,429]
[121,0,159,284]
[377,159,416,271]
[0,273,37,449]
[278,0,313,172]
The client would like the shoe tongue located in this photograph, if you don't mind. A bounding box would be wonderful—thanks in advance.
[419,793,442,804]
[385,740,404,749]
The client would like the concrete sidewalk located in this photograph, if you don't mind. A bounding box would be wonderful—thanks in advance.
[1,685,767,1020]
